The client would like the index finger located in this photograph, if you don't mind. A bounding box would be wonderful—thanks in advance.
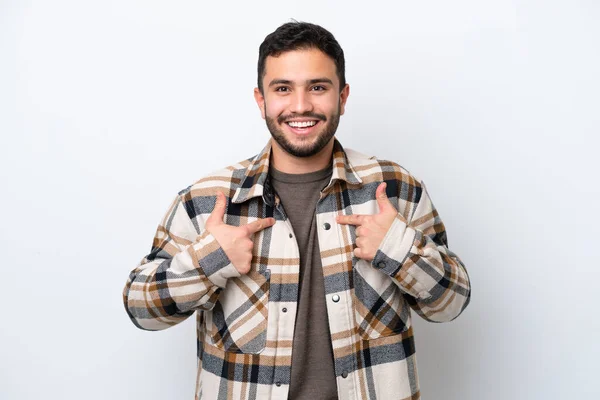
[336,214,364,226]
[244,217,276,235]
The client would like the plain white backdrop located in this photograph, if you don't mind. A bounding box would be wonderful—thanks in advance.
[1,1,598,399]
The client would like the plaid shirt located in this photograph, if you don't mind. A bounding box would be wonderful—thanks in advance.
[123,138,471,400]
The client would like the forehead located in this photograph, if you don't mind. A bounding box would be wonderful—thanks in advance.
[263,48,338,83]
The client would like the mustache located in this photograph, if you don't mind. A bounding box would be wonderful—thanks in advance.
[277,112,327,124]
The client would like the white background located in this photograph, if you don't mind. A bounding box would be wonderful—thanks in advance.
[1,1,598,399]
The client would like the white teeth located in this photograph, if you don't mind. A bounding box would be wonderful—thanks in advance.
[288,120,317,128]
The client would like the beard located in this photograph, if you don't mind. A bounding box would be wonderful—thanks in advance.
[264,102,341,158]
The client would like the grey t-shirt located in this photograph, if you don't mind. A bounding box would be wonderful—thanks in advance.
[269,165,338,400]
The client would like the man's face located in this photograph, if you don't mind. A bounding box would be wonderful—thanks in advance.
[254,48,350,158]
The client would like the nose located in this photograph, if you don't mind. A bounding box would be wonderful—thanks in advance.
[289,90,313,114]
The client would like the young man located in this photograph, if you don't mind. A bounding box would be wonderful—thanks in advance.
[123,22,471,400]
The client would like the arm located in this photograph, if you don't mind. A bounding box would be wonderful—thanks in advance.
[122,191,240,331]
[371,180,471,323]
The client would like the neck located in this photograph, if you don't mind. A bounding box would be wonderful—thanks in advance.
[270,138,334,174]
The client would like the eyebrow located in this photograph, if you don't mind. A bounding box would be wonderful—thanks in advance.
[268,78,334,87]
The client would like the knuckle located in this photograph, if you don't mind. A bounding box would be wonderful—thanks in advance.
[239,264,250,274]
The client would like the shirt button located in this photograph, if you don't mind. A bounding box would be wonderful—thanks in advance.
[323,222,331,230]
[282,307,287,313]
[289,233,293,238]
[332,294,340,303]
[341,371,348,378]
[275,382,281,387]
[377,262,386,269]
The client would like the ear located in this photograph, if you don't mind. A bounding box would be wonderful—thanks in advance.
[253,87,266,120]
[339,84,350,116]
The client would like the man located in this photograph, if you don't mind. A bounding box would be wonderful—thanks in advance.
[123,22,471,400]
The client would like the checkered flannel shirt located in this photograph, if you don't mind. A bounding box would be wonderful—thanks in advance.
[123,138,471,400]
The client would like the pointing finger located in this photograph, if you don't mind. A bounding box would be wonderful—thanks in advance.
[245,217,276,235]
[336,214,364,226]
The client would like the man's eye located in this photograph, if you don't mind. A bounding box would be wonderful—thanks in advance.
[311,85,326,91]
[275,87,289,92]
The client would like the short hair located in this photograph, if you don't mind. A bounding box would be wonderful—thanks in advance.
[257,21,346,93]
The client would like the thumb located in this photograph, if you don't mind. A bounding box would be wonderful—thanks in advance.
[207,191,226,226]
[376,182,394,214]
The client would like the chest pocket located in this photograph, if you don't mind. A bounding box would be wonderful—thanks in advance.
[205,269,270,354]
[353,259,411,340]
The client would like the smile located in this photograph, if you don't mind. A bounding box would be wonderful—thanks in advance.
[284,119,321,135]
[286,120,318,128]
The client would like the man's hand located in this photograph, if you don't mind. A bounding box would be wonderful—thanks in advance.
[336,182,397,261]
[205,191,276,274]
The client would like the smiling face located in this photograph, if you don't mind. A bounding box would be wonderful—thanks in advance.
[254,48,350,161]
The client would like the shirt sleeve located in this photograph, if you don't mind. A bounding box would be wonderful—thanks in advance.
[371,180,471,323]
[122,192,240,331]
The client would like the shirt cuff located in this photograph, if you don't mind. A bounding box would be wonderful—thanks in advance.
[192,230,240,288]
[371,216,434,301]
[371,214,417,276]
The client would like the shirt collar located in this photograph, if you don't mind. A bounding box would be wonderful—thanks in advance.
[231,138,363,205]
